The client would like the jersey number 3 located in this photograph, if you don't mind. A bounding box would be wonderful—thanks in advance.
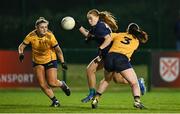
[120,37,132,44]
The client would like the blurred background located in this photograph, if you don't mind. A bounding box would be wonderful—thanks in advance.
[0,0,180,89]
[1,0,180,50]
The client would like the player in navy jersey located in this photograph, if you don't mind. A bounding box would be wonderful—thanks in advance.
[75,9,124,102]
[75,9,146,103]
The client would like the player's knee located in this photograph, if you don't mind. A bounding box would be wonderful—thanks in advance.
[48,81,57,87]
[39,82,49,89]
[113,77,119,83]
[129,81,139,88]
[113,77,128,84]
[105,78,111,83]
[86,67,95,75]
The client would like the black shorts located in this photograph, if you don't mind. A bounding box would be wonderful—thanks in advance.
[32,60,58,70]
[104,52,132,72]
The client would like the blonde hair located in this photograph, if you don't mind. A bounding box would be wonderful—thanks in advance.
[35,17,49,26]
[87,9,118,32]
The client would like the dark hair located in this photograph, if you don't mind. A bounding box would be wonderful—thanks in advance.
[127,23,148,43]
[35,17,49,26]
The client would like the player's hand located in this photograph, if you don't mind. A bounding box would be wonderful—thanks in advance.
[61,62,68,70]
[74,20,82,29]
[98,48,103,57]
[19,53,24,62]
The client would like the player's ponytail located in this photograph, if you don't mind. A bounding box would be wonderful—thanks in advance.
[87,9,118,32]
[99,11,118,32]
[127,23,148,43]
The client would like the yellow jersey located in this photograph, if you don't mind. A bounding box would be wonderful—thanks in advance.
[110,32,139,60]
[23,30,58,64]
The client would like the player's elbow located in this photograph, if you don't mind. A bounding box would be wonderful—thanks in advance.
[18,43,25,53]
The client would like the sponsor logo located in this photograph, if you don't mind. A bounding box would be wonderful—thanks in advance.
[0,73,34,83]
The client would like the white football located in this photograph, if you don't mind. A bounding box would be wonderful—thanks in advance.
[61,16,75,30]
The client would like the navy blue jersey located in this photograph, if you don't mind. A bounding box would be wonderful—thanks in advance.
[89,21,111,46]
[89,21,112,58]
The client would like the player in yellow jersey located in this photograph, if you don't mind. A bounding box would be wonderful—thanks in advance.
[18,17,70,107]
[91,23,148,109]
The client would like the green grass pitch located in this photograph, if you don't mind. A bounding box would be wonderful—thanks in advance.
[0,64,180,113]
[0,89,180,113]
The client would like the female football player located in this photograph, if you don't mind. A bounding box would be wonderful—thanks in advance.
[91,23,148,109]
[76,9,146,103]
[18,17,70,107]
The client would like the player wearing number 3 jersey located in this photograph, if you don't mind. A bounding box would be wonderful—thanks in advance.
[92,23,148,109]
[110,32,139,60]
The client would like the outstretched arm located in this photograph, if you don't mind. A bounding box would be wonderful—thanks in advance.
[76,21,93,41]
[79,27,89,37]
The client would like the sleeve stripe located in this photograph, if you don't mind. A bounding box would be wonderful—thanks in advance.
[53,44,59,48]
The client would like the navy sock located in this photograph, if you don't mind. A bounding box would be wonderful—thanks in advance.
[89,88,96,95]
